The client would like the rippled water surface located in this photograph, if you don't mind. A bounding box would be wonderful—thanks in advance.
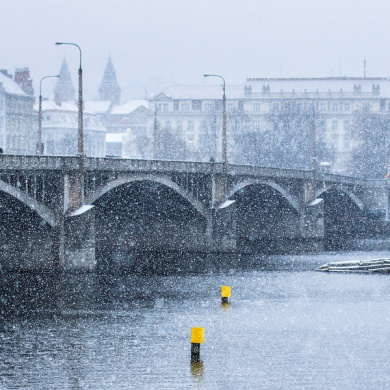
[2,250,390,389]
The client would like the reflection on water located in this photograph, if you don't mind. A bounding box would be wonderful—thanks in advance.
[1,250,390,388]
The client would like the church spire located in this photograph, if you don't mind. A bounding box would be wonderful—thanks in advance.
[54,58,75,105]
[99,55,121,105]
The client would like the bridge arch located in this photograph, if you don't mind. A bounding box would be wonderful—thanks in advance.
[228,180,301,213]
[316,186,364,211]
[85,174,208,219]
[0,180,56,227]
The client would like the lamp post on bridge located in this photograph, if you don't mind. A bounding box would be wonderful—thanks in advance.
[55,42,85,211]
[38,75,60,155]
[299,97,318,202]
[297,97,318,180]
[153,95,166,160]
[308,99,317,179]
[203,74,227,168]
[55,42,84,156]
[204,74,229,209]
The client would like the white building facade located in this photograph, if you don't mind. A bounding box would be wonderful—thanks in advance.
[0,70,36,154]
[37,101,106,157]
[148,77,390,172]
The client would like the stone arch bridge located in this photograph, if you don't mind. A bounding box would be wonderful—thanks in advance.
[0,155,387,270]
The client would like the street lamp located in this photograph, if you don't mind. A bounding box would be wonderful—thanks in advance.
[55,42,83,156]
[307,99,317,176]
[297,98,317,177]
[38,75,60,155]
[153,96,165,159]
[204,74,227,166]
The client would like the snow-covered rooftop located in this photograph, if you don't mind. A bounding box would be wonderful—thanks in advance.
[244,77,390,95]
[106,133,125,143]
[152,78,390,100]
[84,100,112,114]
[111,99,149,115]
[0,72,26,95]
[158,85,243,100]
[34,100,96,115]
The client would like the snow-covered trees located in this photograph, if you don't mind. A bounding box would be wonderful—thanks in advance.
[347,106,389,179]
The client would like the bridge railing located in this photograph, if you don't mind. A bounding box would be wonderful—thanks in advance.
[0,154,385,187]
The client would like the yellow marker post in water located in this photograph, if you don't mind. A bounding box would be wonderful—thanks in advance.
[221,285,231,304]
[191,327,204,362]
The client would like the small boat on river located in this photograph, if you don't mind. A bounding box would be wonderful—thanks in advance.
[317,258,390,273]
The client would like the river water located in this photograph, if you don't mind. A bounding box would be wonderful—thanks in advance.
[2,250,390,389]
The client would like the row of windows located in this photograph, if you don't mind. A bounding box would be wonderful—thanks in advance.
[161,120,195,131]
[160,118,352,134]
[156,100,379,113]
[157,101,233,113]
[44,114,101,126]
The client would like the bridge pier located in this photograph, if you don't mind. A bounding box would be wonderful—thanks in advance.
[299,199,325,251]
[53,169,96,269]
[212,204,237,252]
[63,207,96,269]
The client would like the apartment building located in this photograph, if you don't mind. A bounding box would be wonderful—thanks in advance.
[149,77,390,172]
[0,69,36,155]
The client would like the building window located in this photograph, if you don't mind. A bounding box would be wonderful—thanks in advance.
[332,120,338,131]
[192,100,201,111]
[204,103,213,112]
[344,120,350,131]
[319,102,326,112]
[176,121,182,131]
[253,121,260,131]
[332,102,338,112]
[344,135,350,149]
[344,102,350,112]
[181,103,189,112]
[363,102,371,110]
[157,103,169,112]
[174,100,179,111]
[272,103,279,111]
[253,103,260,112]
[227,103,235,112]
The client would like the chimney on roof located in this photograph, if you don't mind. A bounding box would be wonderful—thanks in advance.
[14,67,34,96]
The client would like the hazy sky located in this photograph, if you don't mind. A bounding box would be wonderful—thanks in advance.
[3,0,390,100]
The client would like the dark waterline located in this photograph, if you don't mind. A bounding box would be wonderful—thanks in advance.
[2,250,390,389]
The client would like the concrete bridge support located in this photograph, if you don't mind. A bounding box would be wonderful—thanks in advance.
[212,203,238,252]
[63,208,96,269]
[53,169,96,270]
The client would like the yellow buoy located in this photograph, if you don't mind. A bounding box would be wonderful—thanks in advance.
[221,286,231,303]
[191,327,204,344]
[191,327,204,362]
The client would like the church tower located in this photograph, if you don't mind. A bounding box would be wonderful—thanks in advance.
[99,56,121,105]
[54,58,75,105]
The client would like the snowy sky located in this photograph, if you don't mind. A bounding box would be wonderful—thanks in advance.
[3,0,390,100]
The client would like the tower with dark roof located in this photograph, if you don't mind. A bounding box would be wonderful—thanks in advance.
[54,58,75,105]
[99,56,121,105]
